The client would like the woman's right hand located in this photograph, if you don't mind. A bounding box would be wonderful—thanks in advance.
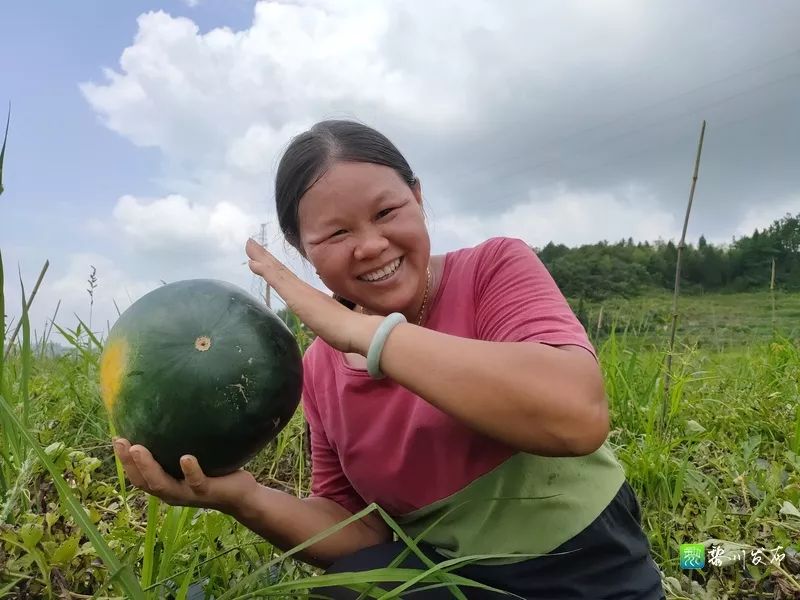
[112,438,260,514]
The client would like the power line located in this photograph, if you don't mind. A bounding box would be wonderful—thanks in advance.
[437,48,800,185]
[436,68,800,201]
[426,89,800,218]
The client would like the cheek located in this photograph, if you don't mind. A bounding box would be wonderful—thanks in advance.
[391,212,427,243]
[309,247,349,281]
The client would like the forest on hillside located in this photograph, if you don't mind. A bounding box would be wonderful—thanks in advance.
[535,212,800,301]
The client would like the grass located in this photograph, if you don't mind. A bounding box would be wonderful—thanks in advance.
[0,257,799,598]
[574,288,800,352]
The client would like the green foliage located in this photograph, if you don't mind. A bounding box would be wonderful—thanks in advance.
[1,118,799,596]
[537,212,800,300]
[2,284,799,598]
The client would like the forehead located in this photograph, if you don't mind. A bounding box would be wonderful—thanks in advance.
[298,161,406,223]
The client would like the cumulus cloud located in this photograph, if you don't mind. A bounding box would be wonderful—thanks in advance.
[429,183,679,251]
[12,253,162,341]
[80,1,799,246]
[111,194,254,256]
[67,0,799,318]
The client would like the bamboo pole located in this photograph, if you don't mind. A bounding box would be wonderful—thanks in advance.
[662,121,706,427]
[770,257,776,332]
[596,305,604,338]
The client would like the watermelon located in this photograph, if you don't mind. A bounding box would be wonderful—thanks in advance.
[99,279,303,479]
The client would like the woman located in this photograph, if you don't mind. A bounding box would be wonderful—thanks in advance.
[113,120,666,599]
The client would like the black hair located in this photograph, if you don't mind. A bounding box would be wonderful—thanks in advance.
[274,120,418,308]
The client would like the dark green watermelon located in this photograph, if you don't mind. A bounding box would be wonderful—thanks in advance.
[100,279,303,478]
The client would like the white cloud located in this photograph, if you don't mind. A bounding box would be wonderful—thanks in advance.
[56,0,797,335]
[731,194,800,240]
[79,1,653,174]
[4,253,162,344]
[111,194,254,255]
[430,183,679,250]
[48,253,155,319]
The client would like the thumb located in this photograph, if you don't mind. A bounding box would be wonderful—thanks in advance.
[180,455,209,493]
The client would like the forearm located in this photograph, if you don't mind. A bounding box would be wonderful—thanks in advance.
[358,318,608,456]
[226,484,389,569]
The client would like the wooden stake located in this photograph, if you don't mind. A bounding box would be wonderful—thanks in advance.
[770,257,776,332]
[663,121,706,426]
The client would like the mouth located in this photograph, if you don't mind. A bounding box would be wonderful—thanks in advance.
[358,256,403,282]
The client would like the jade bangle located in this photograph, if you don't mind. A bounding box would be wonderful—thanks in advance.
[366,312,407,379]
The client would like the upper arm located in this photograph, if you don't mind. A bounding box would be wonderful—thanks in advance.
[473,237,597,360]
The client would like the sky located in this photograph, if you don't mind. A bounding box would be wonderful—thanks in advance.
[1,0,799,344]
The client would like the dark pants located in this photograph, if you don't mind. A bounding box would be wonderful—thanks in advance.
[317,481,665,599]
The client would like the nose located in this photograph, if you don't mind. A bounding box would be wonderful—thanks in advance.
[353,228,390,262]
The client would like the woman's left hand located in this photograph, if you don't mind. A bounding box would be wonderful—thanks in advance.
[245,238,377,355]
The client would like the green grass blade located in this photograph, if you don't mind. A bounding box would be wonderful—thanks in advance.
[156,505,196,585]
[793,405,800,455]
[0,249,5,382]
[0,250,16,499]
[370,504,468,600]
[0,392,145,598]
[228,566,519,600]
[73,313,102,349]
[375,552,563,600]
[141,494,161,597]
[0,576,26,595]
[52,322,95,363]
[216,503,386,600]
[358,494,559,600]
[175,552,200,600]
[0,102,8,196]
[17,271,31,427]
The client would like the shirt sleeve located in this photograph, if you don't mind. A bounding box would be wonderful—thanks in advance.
[301,346,368,515]
[473,237,597,359]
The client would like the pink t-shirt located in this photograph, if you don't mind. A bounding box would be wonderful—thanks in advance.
[301,236,597,516]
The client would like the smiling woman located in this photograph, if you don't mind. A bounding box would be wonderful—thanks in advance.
[114,120,666,599]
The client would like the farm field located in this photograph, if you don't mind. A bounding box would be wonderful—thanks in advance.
[1,285,799,599]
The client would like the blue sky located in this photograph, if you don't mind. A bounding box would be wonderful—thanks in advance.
[1,1,254,257]
[1,1,799,343]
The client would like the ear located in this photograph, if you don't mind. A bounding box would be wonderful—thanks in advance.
[411,177,423,207]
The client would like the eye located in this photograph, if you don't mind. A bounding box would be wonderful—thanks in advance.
[330,229,347,238]
[377,208,394,219]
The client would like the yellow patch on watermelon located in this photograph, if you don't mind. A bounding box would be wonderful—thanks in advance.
[100,338,128,411]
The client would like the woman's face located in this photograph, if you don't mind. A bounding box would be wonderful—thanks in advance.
[298,160,431,318]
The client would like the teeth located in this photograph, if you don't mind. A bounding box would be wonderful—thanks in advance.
[360,258,401,281]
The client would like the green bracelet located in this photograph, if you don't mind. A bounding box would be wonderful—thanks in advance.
[366,312,407,379]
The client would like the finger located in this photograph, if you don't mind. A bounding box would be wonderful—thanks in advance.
[180,455,209,494]
[245,239,325,312]
[113,438,147,488]
[130,444,177,497]
[245,239,294,284]
[245,238,279,272]
[245,237,276,263]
